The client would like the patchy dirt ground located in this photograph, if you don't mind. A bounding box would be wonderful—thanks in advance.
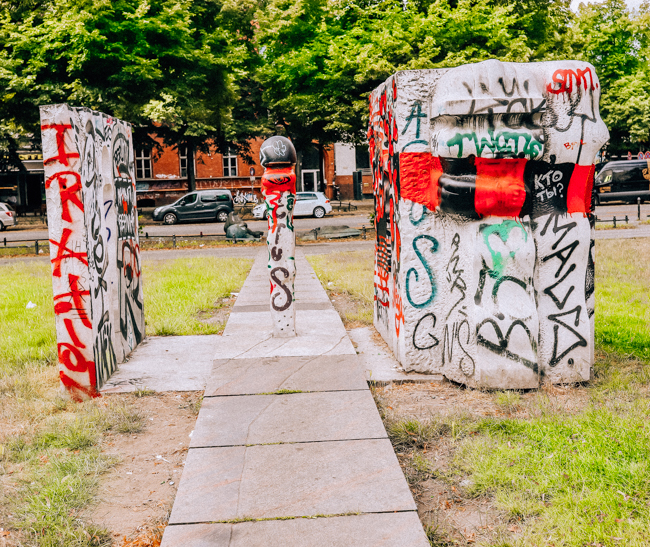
[377,380,592,420]
[88,392,201,545]
[375,381,592,545]
[195,295,236,327]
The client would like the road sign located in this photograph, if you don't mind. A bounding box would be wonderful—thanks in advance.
[249,166,255,182]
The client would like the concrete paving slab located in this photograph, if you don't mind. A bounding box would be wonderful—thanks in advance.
[191,390,386,447]
[214,333,354,359]
[161,512,430,547]
[205,355,368,396]
[101,335,219,393]
[349,327,444,385]
[169,446,245,522]
[232,302,332,313]
[169,439,416,524]
[216,309,355,359]
[223,308,345,336]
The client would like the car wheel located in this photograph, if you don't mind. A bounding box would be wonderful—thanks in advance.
[313,206,326,219]
[0,221,4,231]
[263,210,268,220]
[163,212,178,225]
[216,210,229,223]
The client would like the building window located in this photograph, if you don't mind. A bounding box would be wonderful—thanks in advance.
[179,146,188,178]
[135,149,152,179]
[355,144,370,169]
[223,149,238,177]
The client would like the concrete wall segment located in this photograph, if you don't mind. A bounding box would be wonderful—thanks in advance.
[370,59,609,388]
[40,104,144,400]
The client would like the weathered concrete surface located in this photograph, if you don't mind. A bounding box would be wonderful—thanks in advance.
[349,327,443,384]
[206,355,368,396]
[168,439,416,524]
[40,104,145,399]
[218,309,355,359]
[191,390,387,447]
[161,249,428,546]
[102,335,219,393]
[369,60,609,388]
[162,512,430,547]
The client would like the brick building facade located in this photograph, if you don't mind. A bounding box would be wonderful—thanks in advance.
[135,137,373,206]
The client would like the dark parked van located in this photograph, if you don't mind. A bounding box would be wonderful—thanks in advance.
[594,160,650,204]
[152,190,234,225]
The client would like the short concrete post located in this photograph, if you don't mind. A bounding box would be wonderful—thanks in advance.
[260,136,297,338]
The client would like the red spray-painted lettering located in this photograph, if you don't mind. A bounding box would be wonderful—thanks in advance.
[41,124,80,166]
[50,228,89,277]
[546,68,597,95]
[45,171,84,222]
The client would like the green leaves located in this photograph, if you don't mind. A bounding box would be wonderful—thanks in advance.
[571,0,650,151]
[255,0,577,148]
[0,0,248,152]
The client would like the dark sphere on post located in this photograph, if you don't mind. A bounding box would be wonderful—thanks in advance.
[259,136,297,167]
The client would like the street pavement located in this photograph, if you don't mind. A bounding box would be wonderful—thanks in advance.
[158,250,429,546]
[0,213,372,243]
[3,201,649,245]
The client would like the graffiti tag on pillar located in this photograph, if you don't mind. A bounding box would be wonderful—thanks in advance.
[261,136,297,337]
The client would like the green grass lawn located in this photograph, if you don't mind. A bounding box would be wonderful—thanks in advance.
[143,256,252,335]
[309,241,650,547]
[307,251,374,324]
[0,255,251,545]
[0,256,253,375]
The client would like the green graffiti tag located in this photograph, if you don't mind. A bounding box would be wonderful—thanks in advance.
[481,220,528,278]
[446,129,542,158]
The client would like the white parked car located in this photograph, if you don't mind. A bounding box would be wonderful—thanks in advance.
[252,192,332,219]
[0,202,16,231]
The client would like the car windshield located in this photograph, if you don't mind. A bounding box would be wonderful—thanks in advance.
[2,203,13,211]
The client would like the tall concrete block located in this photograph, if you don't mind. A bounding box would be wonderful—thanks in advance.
[40,104,145,400]
[368,60,608,388]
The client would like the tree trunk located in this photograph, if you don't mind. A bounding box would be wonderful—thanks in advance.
[187,141,196,192]
[318,142,325,193]
[295,150,302,193]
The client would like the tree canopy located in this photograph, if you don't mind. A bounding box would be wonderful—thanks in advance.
[0,0,270,185]
[0,0,648,158]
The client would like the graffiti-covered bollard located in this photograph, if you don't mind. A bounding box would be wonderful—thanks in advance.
[368,60,609,389]
[40,104,145,400]
[260,137,297,337]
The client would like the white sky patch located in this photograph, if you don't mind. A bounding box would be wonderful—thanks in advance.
[570,0,644,12]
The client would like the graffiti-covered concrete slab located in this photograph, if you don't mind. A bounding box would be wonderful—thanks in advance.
[369,60,609,388]
[40,104,144,400]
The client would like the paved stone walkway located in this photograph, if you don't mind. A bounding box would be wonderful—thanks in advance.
[161,250,429,546]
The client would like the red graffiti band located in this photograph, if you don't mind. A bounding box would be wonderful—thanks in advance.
[261,166,296,194]
[400,151,595,217]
